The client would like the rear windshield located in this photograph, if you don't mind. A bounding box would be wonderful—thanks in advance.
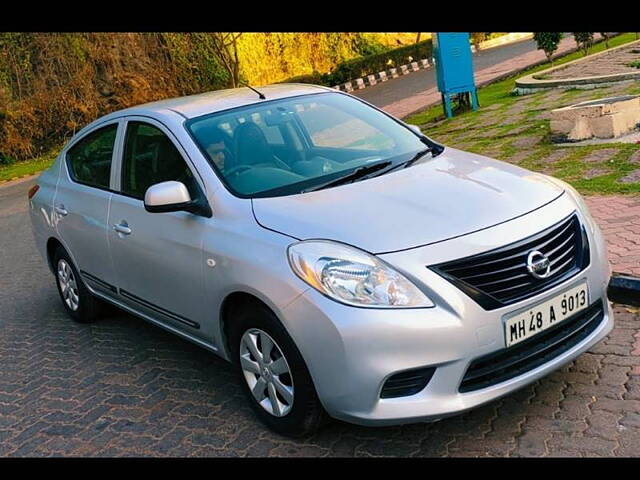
[186,92,428,198]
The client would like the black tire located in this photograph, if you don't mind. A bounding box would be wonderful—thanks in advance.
[229,302,327,438]
[53,246,103,323]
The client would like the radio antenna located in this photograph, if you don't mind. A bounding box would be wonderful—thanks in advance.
[241,82,266,100]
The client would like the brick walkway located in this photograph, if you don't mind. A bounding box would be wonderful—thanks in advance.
[383,35,603,119]
[1,180,639,457]
[587,195,640,276]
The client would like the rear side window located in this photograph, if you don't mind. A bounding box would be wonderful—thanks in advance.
[121,121,200,200]
[66,124,118,189]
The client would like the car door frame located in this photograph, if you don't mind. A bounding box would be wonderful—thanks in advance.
[107,114,213,341]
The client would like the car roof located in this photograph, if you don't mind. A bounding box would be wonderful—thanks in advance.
[101,83,335,122]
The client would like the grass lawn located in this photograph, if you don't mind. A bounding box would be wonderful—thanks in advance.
[405,33,640,195]
[0,147,60,183]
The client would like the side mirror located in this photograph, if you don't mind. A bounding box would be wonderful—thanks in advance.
[144,181,212,217]
[406,123,422,136]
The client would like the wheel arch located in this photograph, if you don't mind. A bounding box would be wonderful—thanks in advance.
[219,291,278,362]
[46,237,65,274]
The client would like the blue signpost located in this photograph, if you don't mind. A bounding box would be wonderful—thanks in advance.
[433,32,479,118]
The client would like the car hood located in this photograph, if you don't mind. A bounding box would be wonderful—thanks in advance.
[252,147,565,254]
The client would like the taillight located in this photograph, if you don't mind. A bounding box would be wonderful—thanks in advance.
[27,184,40,200]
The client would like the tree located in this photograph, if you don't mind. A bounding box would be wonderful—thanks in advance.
[470,32,486,51]
[210,33,242,88]
[533,32,563,64]
[600,32,611,49]
[573,32,594,56]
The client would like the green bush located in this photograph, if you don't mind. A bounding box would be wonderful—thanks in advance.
[533,32,563,63]
[470,33,486,49]
[325,39,433,85]
[0,152,16,166]
[573,32,595,56]
[352,34,388,57]
[283,71,329,85]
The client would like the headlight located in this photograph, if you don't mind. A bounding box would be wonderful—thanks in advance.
[287,240,434,308]
[544,176,597,233]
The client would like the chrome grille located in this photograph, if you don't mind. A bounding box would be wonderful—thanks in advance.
[431,213,590,310]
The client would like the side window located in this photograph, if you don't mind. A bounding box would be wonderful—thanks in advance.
[66,124,118,189]
[121,122,200,200]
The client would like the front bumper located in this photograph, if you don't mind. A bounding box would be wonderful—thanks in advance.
[280,193,614,426]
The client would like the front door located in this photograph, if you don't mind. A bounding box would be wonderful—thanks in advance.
[107,118,209,337]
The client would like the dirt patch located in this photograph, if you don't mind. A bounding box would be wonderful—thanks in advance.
[541,150,569,164]
[504,150,533,164]
[496,125,532,138]
[512,135,544,149]
[581,148,620,164]
[619,169,640,183]
[534,110,555,121]
[474,127,503,139]
[584,168,612,179]
[628,150,640,164]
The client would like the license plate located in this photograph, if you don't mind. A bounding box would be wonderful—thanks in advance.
[504,281,589,347]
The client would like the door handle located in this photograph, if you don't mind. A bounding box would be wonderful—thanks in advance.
[54,205,68,216]
[113,223,132,235]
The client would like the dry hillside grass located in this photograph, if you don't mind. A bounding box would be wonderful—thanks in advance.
[0,32,419,163]
[0,33,231,162]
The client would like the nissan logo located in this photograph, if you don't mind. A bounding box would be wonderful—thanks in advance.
[526,250,551,279]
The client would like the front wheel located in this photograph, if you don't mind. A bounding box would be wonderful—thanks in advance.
[230,303,327,437]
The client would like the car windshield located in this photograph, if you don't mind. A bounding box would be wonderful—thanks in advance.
[186,92,433,198]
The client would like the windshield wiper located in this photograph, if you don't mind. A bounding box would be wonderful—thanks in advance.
[302,161,392,193]
[371,147,434,178]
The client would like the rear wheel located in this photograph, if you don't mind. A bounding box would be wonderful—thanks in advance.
[53,247,103,323]
[229,302,327,437]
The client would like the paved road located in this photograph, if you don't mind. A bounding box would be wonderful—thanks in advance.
[353,38,540,109]
[1,177,639,457]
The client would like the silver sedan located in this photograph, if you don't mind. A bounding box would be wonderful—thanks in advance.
[29,84,613,436]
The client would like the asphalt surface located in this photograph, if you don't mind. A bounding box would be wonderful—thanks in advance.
[352,38,542,109]
[1,176,640,457]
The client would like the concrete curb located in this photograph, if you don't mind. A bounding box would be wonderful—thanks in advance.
[333,33,537,94]
[333,59,431,93]
[608,272,640,306]
[515,38,640,92]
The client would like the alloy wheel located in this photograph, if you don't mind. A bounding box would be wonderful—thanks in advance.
[57,259,79,311]
[239,328,294,417]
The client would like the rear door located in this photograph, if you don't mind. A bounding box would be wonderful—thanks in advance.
[107,117,209,338]
[54,120,122,296]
